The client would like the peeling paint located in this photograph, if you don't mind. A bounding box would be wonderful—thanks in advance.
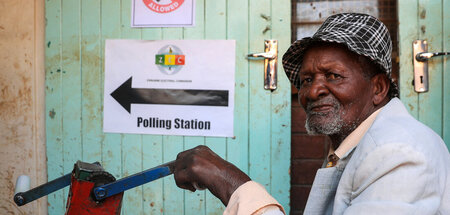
[262,25,271,34]
[420,9,426,19]
[260,14,270,21]
[274,102,288,113]
[49,108,56,119]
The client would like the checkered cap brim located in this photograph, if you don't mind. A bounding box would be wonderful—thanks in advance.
[282,13,392,89]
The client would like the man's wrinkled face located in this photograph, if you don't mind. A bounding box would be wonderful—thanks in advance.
[298,44,375,136]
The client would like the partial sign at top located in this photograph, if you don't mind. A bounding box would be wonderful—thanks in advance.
[132,0,195,27]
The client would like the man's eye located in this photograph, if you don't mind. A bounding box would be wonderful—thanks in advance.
[327,73,342,80]
[300,77,313,84]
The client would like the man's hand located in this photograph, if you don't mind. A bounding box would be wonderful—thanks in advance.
[173,145,251,205]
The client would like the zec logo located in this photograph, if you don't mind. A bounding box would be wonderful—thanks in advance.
[155,45,185,75]
[143,0,185,14]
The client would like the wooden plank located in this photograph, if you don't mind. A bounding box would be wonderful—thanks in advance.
[120,1,143,214]
[183,0,205,40]
[248,0,272,191]
[398,0,419,117]
[121,0,142,40]
[226,2,250,212]
[227,0,250,177]
[141,27,165,215]
[101,1,124,213]
[142,135,164,214]
[102,134,122,177]
[162,136,185,215]
[270,0,291,212]
[45,0,64,213]
[418,0,443,135]
[162,28,184,40]
[100,0,123,190]
[61,0,82,208]
[204,0,228,213]
[81,0,102,163]
[442,0,450,149]
[182,0,208,214]
[121,134,143,215]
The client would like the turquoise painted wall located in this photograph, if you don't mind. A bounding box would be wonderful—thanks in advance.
[45,0,291,214]
[398,0,450,149]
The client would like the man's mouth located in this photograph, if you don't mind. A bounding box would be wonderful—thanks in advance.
[304,97,343,135]
[305,94,343,114]
[307,101,338,115]
[309,104,334,113]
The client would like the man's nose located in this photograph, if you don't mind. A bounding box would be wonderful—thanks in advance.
[308,78,329,100]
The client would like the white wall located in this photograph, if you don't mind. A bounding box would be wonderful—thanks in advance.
[0,0,46,214]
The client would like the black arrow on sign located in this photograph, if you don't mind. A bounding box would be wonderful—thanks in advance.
[111,77,229,113]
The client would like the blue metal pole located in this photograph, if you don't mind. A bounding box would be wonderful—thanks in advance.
[93,161,175,200]
[14,173,71,206]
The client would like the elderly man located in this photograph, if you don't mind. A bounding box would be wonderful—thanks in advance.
[173,13,450,214]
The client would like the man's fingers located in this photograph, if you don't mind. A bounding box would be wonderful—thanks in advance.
[179,182,196,192]
[192,182,206,190]
[173,168,196,192]
[176,148,190,161]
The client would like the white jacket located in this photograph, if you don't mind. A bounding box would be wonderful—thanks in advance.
[305,98,450,215]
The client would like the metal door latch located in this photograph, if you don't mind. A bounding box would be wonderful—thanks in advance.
[412,40,450,92]
[247,40,278,91]
[416,52,450,62]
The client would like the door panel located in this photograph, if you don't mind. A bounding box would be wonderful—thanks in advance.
[270,2,291,208]
[398,0,450,149]
[45,0,291,214]
[46,0,64,213]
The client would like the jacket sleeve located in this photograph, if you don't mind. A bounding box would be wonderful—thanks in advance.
[343,142,444,215]
[224,181,285,215]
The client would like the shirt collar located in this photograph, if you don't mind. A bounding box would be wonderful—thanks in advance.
[329,107,382,160]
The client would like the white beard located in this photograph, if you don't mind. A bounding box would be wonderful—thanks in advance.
[304,96,344,135]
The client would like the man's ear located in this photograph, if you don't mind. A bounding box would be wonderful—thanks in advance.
[371,74,390,106]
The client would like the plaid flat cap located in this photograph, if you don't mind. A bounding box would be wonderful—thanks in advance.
[282,13,392,89]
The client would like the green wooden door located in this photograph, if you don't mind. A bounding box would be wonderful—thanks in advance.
[398,0,450,149]
[45,0,291,214]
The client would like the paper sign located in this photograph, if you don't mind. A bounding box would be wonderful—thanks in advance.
[132,0,195,27]
[104,40,235,137]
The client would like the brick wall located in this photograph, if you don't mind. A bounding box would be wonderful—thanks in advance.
[290,87,330,215]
